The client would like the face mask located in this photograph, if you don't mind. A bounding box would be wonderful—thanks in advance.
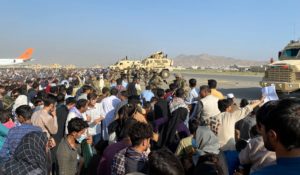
[76,135,86,143]
[111,83,117,87]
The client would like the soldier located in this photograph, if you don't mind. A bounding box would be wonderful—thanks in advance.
[173,73,186,89]
[148,71,164,89]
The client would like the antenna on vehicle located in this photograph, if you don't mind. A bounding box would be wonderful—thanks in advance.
[293,24,296,40]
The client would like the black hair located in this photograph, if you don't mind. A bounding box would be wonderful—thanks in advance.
[146,85,151,90]
[116,78,122,85]
[66,86,73,95]
[56,93,65,104]
[175,88,185,98]
[66,97,76,105]
[32,82,39,89]
[156,88,165,98]
[87,93,98,100]
[189,118,200,134]
[15,105,33,120]
[128,122,153,147]
[102,87,110,94]
[240,98,249,108]
[0,110,11,123]
[43,95,57,107]
[82,85,92,93]
[193,153,224,175]
[189,79,197,88]
[110,87,118,96]
[148,148,185,175]
[200,85,211,93]
[218,99,232,112]
[67,117,89,134]
[50,86,58,94]
[128,95,141,105]
[256,100,279,126]
[76,99,88,110]
[120,90,128,98]
[263,98,300,150]
[208,79,217,89]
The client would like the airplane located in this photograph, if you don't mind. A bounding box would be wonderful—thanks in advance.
[0,48,34,65]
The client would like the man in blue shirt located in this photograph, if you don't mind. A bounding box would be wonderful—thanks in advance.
[140,85,155,104]
[0,105,42,162]
[252,98,300,175]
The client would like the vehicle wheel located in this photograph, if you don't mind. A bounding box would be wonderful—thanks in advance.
[161,70,170,79]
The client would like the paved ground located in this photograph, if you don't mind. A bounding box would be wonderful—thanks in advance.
[173,72,263,101]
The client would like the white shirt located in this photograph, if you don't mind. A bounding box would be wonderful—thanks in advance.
[65,108,87,134]
[101,95,121,140]
[85,103,105,136]
[216,105,253,151]
[185,87,199,104]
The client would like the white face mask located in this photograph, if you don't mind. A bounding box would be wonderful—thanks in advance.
[76,135,86,143]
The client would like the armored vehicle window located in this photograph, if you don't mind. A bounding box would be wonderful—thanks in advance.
[162,60,168,63]
[154,60,161,63]
[283,49,300,57]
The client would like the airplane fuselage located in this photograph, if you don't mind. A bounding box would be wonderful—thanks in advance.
[0,58,26,65]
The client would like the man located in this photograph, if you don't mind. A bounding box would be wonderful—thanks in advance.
[101,88,121,140]
[86,93,105,144]
[154,88,169,120]
[192,85,220,121]
[0,105,42,162]
[185,78,199,105]
[148,148,185,175]
[77,85,92,100]
[208,79,224,99]
[140,85,154,104]
[27,82,39,103]
[65,99,89,134]
[211,98,263,151]
[173,73,186,89]
[114,90,129,117]
[31,96,58,138]
[252,98,300,175]
[116,78,126,92]
[56,118,92,175]
[111,122,153,175]
[53,97,76,146]
[127,77,139,96]
[148,71,164,89]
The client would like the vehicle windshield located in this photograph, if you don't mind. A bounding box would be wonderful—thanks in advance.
[283,49,300,57]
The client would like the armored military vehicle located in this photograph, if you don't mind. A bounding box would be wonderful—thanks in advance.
[138,51,174,79]
[108,58,141,73]
[108,51,174,79]
[260,40,300,92]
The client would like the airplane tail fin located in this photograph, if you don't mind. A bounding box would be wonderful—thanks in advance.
[18,48,34,60]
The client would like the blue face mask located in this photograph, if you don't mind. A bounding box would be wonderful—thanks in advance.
[76,135,86,143]
[111,83,117,87]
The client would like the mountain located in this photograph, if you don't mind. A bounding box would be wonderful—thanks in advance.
[173,54,267,67]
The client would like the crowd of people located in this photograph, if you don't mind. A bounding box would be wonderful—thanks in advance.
[0,68,299,175]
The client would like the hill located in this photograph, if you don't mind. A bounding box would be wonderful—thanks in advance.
[173,54,267,67]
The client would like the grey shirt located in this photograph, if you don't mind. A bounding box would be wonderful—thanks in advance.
[56,137,81,175]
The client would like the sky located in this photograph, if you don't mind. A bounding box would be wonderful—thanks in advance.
[0,0,299,66]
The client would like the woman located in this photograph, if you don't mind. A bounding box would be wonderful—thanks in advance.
[1,131,49,175]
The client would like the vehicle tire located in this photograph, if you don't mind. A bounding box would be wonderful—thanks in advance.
[161,69,170,79]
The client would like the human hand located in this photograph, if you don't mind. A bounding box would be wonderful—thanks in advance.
[86,135,93,145]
